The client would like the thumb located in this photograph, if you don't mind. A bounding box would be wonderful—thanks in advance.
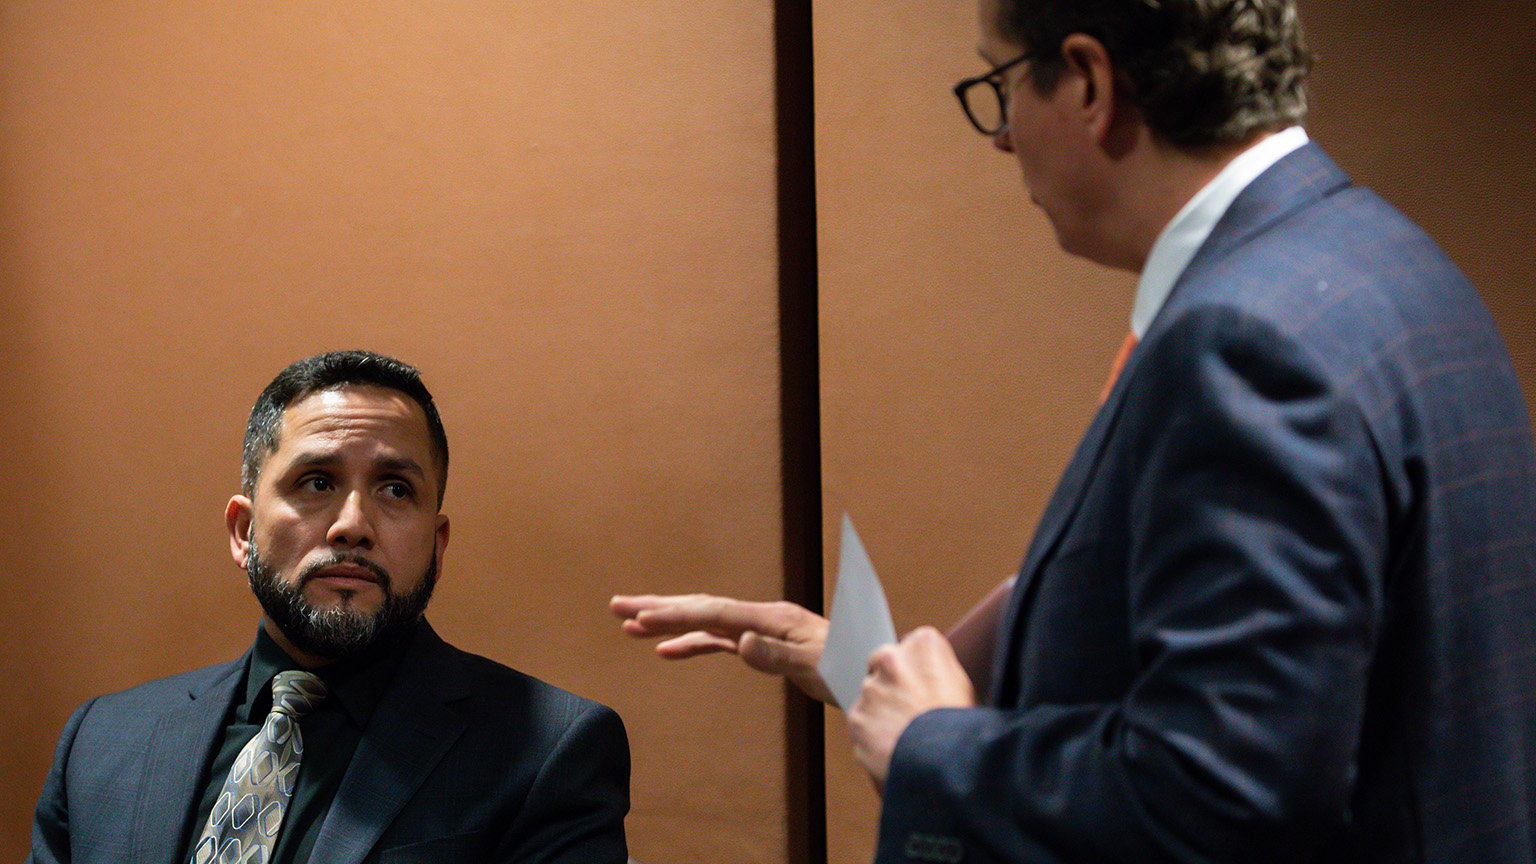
[738,631,797,675]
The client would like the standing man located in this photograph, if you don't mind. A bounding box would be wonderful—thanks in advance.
[31,350,630,864]
[615,1,1536,861]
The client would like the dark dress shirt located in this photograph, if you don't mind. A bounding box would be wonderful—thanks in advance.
[177,624,413,864]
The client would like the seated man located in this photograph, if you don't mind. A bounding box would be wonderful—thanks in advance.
[30,350,629,864]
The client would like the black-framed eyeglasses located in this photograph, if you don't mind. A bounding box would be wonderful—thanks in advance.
[953,52,1033,136]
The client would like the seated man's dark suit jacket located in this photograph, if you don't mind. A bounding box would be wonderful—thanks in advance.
[29,621,629,863]
[877,143,1536,863]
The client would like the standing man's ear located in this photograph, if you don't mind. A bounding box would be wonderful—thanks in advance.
[1058,33,1123,147]
[226,495,253,570]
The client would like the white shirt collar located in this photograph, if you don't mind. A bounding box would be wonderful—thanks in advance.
[1130,126,1310,338]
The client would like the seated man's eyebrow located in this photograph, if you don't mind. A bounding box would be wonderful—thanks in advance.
[286,451,341,470]
[376,456,427,477]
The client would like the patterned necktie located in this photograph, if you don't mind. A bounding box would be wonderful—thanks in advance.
[189,669,328,864]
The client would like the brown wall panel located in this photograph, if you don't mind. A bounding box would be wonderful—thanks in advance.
[0,1,786,861]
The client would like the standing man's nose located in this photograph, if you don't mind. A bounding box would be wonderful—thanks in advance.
[992,124,1013,153]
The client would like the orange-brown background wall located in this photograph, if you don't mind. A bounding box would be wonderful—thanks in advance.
[0,1,789,861]
[2,1,1532,863]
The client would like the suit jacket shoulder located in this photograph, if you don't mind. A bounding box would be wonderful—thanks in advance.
[28,654,246,864]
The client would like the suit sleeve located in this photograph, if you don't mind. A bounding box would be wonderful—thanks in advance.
[877,306,1387,864]
[28,698,98,864]
[494,700,630,864]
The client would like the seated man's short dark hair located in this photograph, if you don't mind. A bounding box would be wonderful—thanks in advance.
[241,350,450,505]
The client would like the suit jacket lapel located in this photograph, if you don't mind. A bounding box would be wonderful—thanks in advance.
[309,623,471,864]
[990,143,1352,706]
[991,381,1130,705]
[130,657,245,861]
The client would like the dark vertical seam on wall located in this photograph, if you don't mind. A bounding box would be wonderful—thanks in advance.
[774,0,825,859]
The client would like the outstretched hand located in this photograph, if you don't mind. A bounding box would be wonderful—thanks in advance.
[611,593,835,704]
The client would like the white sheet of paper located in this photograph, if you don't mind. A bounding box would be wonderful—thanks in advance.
[817,513,898,711]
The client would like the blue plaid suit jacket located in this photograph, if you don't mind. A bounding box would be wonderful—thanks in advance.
[877,143,1536,864]
[28,621,630,863]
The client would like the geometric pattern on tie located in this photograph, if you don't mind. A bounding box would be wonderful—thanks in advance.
[189,670,328,864]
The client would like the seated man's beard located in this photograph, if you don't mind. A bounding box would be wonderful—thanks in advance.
[247,544,437,660]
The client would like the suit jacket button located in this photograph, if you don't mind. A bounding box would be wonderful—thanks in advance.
[904,832,963,862]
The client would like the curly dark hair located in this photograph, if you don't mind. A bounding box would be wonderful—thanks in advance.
[996,0,1311,149]
[241,350,449,506]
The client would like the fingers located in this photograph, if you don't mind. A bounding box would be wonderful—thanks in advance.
[654,630,740,659]
[865,642,900,676]
[904,625,954,658]
[611,593,822,642]
[611,594,725,637]
[610,593,699,617]
[740,630,837,704]
[611,592,836,704]
[610,594,702,623]
[866,627,941,674]
[848,627,976,787]
[862,626,976,707]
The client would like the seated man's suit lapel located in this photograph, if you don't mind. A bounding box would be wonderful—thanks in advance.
[130,659,245,861]
[309,625,471,864]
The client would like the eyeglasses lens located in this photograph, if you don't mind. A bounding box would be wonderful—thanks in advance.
[965,81,1005,135]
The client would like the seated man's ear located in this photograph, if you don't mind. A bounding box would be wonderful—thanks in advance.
[433,513,450,576]
[226,495,253,570]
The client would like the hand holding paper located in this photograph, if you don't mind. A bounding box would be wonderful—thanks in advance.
[848,626,976,788]
[821,515,977,787]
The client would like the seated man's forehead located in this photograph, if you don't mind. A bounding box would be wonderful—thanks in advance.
[270,388,438,469]
[281,388,427,433]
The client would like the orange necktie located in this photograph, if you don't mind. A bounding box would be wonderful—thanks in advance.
[1100,332,1139,402]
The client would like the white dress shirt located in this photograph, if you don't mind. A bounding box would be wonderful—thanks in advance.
[1130,126,1310,338]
